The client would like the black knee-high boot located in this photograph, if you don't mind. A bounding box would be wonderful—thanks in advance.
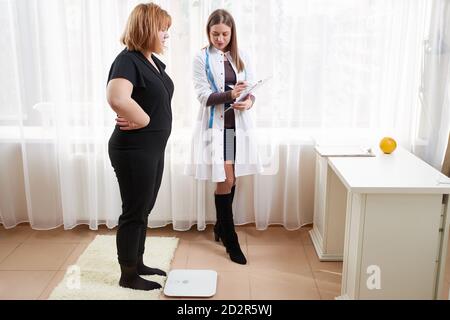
[119,264,162,291]
[214,185,235,242]
[214,192,247,265]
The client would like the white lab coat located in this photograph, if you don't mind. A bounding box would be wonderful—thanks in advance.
[185,46,263,182]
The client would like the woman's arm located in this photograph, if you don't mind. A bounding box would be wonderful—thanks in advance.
[106,78,150,129]
[206,83,247,106]
[206,91,233,106]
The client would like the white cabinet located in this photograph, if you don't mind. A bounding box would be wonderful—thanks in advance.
[310,146,450,299]
[341,192,447,299]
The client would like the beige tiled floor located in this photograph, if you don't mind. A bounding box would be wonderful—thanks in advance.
[0,223,449,300]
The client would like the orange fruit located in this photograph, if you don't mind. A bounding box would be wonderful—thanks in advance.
[379,137,397,154]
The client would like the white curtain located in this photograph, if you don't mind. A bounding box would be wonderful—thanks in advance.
[0,0,433,231]
[414,0,450,171]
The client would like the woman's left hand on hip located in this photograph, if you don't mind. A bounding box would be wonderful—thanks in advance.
[116,116,143,131]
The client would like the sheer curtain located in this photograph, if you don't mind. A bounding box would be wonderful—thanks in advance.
[0,0,433,231]
[414,0,450,171]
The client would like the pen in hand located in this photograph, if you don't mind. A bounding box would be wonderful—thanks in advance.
[230,81,248,101]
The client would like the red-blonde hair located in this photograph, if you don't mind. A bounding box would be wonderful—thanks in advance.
[121,3,171,54]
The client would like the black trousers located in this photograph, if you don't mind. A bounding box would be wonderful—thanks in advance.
[108,129,170,266]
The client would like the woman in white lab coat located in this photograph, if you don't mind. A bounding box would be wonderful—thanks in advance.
[186,9,263,264]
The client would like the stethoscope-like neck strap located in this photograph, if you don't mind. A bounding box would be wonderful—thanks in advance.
[205,47,219,92]
[205,47,218,128]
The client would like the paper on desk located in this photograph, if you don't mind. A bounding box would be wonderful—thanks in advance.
[315,145,376,157]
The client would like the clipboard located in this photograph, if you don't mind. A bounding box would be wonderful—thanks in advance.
[225,77,271,113]
[235,77,270,102]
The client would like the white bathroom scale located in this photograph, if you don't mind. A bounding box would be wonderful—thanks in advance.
[163,269,217,297]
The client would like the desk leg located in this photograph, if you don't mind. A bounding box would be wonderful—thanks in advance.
[339,192,364,300]
[436,195,450,299]
[310,160,347,261]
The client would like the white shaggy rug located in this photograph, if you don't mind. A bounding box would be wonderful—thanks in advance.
[49,235,179,300]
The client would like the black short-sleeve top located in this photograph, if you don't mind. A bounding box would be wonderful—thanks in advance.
[107,49,174,132]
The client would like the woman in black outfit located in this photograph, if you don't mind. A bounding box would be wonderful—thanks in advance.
[106,3,173,291]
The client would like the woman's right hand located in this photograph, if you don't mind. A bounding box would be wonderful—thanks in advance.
[116,114,150,131]
[231,81,247,100]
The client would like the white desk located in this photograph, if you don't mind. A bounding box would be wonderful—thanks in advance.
[309,146,450,299]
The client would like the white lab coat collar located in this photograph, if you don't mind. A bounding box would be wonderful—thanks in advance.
[208,46,235,69]
[208,46,228,54]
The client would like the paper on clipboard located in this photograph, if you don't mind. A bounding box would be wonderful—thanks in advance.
[235,77,271,102]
